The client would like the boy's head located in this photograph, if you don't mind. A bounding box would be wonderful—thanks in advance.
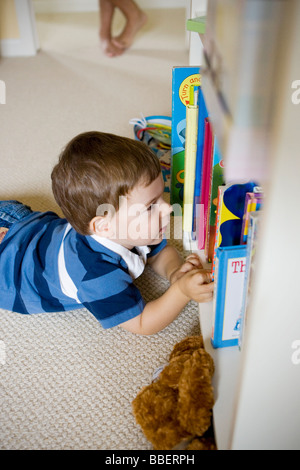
[51,131,164,239]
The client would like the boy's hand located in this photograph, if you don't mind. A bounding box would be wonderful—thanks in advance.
[169,253,203,284]
[177,268,214,303]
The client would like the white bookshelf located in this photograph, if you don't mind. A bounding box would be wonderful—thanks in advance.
[189,0,300,449]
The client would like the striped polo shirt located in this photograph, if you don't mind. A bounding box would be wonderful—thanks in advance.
[0,211,167,328]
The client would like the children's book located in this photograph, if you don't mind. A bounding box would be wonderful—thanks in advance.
[192,87,209,239]
[211,181,257,280]
[204,137,225,261]
[197,118,213,249]
[211,245,247,348]
[171,67,201,207]
[240,189,263,244]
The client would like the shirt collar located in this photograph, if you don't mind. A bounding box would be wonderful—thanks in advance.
[91,235,151,279]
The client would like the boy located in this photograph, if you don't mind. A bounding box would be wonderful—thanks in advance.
[0,131,213,335]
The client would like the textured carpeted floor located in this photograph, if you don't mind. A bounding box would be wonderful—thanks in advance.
[0,8,202,450]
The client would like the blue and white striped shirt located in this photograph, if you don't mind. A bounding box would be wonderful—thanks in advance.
[0,211,167,328]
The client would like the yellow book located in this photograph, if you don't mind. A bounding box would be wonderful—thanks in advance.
[183,103,199,233]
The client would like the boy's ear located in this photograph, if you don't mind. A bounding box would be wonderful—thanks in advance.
[89,215,114,238]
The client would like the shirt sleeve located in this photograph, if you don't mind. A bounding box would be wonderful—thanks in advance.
[76,260,145,329]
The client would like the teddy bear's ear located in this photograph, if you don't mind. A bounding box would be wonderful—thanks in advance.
[169,336,204,361]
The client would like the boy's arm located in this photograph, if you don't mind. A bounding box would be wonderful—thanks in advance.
[147,244,203,283]
[147,244,184,281]
[120,269,213,335]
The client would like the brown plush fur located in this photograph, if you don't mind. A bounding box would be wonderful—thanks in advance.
[132,336,216,450]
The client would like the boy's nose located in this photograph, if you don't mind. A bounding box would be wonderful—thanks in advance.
[161,201,173,216]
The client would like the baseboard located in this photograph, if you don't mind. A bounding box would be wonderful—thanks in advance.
[33,0,187,14]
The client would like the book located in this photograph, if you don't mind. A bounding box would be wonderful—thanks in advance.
[171,67,201,207]
[192,87,209,240]
[211,245,247,348]
[183,101,199,233]
[240,189,263,244]
[239,211,261,349]
[211,181,257,280]
[205,137,225,261]
[197,118,213,249]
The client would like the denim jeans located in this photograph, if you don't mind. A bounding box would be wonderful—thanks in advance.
[0,200,33,229]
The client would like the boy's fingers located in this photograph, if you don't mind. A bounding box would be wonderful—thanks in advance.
[186,254,203,268]
[194,270,213,284]
[179,262,194,273]
[198,281,214,293]
[178,258,202,275]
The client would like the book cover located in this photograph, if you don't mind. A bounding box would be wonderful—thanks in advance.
[211,245,247,348]
[171,67,201,207]
[211,181,257,279]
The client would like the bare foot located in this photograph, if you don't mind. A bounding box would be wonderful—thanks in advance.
[112,10,147,50]
[100,34,125,57]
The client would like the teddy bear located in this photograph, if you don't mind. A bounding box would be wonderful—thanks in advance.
[132,336,216,450]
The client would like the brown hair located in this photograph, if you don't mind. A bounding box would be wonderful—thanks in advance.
[51,131,161,235]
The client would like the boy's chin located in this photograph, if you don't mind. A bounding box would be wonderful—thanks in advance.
[150,236,164,245]
[134,235,164,246]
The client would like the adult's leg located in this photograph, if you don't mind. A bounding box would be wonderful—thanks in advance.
[110,0,147,49]
[99,0,124,57]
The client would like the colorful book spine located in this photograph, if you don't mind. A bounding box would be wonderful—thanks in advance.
[240,189,263,244]
[204,137,225,261]
[197,118,213,249]
[171,67,201,207]
[211,245,247,349]
[192,87,209,239]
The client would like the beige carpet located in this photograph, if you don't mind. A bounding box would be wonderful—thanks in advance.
[0,9,201,450]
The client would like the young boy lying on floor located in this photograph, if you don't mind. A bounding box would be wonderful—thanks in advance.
[0,132,213,335]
